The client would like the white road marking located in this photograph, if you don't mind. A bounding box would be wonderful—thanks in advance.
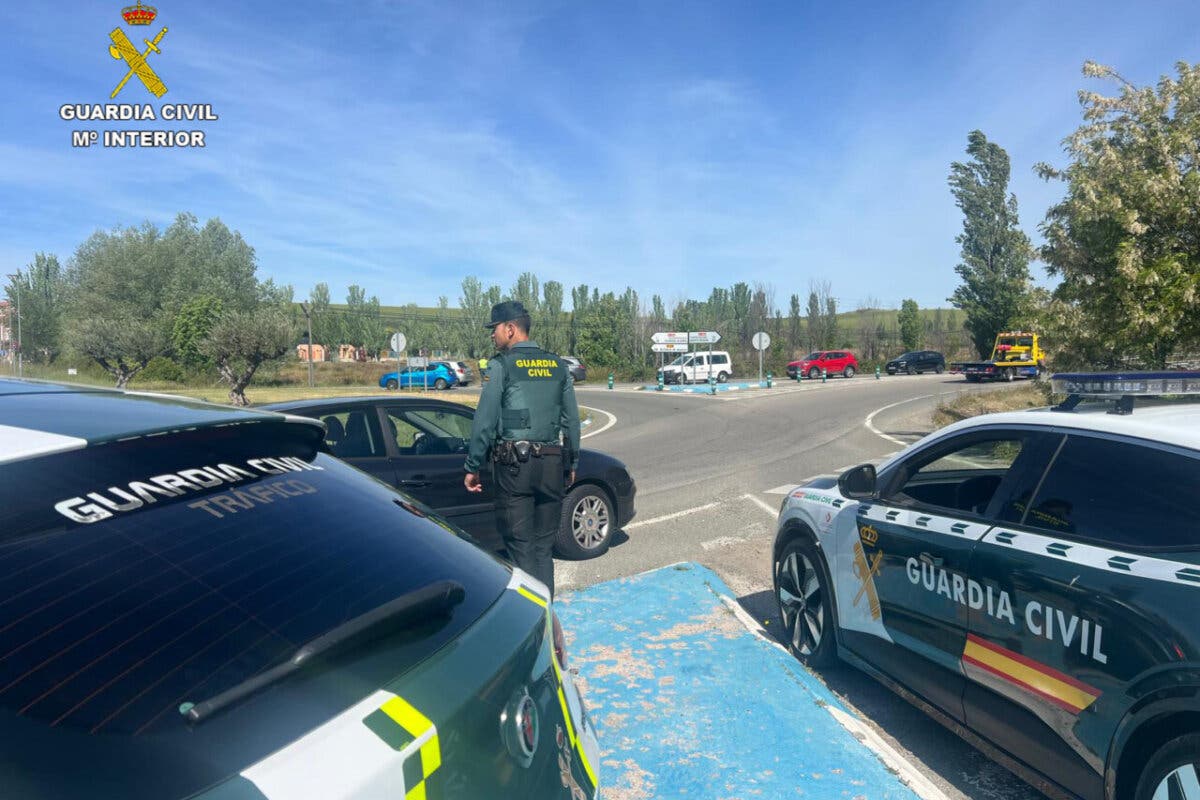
[863,393,938,445]
[825,706,952,800]
[624,501,722,530]
[741,493,779,518]
[764,484,797,495]
[579,405,616,439]
[700,535,748,551]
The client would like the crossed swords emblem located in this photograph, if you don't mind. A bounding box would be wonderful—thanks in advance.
[108,26,169,99]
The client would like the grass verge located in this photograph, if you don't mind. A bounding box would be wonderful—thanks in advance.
[931,382,1058,428]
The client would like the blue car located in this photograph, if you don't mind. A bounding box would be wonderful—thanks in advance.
[380,362,459,390]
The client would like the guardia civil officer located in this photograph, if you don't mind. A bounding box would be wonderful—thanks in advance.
[464,301,580,596]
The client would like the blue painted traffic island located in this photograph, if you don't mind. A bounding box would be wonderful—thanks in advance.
[556,563,928,800]
[638,382,767,393]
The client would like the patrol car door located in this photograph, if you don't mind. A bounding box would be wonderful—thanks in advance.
[384,404,502,552]
[962,432,1200,799]
[851,430,1039,722]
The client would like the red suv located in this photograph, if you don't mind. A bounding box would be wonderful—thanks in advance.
[786,350,858,379]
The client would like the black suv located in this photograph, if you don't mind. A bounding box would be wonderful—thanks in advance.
[885,350,946,375]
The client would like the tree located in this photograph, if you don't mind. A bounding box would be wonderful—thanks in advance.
[172,295,224,366]
[948,130,1034,358]
[1037,62,1200,368]
[66,222,174,384]
[787,293,802,352]
[74,315,170,388]
[898,299,922,351]
[805,291,821,351]
[201,309,294,406]
[6,253,68,363]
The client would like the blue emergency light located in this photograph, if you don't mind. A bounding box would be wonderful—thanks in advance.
[1051,371,1200,414]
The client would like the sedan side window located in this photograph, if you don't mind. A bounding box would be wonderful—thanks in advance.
[321,409,385,458]
[389,408,473,456]
[887,436,1025,516]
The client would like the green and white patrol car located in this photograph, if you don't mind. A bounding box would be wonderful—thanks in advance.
[774,372,1200,800]
[0,378,599,799]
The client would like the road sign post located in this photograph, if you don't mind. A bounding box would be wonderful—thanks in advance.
[751,331,771,385]
[389,332,407,391]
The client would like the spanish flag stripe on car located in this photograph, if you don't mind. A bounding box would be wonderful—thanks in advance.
[962,634,1100,714]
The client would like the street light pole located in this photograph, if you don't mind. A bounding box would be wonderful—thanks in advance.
[299,302,314,388]
[6,273,21,378]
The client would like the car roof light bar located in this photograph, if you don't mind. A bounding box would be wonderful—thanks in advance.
[1051,371,1200,415]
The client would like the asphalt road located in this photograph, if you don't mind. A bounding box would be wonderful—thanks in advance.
[565,374,1044,800]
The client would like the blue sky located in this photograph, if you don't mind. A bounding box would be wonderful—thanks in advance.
[2,1,1197,312]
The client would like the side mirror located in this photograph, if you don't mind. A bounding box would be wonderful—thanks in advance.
[839,464,877,500]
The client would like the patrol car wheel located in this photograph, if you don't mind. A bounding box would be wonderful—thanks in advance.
[775,539,836,667]
[385,379,398,390]
[434,378,448,390]
[556,485,613,559]
[1135,734,1200,800]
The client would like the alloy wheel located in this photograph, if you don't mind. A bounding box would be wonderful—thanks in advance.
[777,550,824,656]
[1153,763,1200,800]
[571,494,610,549]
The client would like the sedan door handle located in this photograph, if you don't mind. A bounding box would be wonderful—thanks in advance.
[399,479,430,489]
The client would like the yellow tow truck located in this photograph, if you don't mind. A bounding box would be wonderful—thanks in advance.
[951,331,1046,382]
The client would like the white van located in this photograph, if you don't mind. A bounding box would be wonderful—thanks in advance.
[661,351,733,384]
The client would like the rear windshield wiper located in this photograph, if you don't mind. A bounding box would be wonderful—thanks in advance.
[184,579,465,725]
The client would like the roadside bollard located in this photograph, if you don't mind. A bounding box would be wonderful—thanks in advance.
[767,370,773,389]
[795,369,801,383]
[822,368,827,384]
[608,372,614,390]
[875,366,881,380]
[657,371,664,391]
[708,374,716,395]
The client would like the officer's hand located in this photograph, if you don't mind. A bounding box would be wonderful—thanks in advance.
[464,472,483,493]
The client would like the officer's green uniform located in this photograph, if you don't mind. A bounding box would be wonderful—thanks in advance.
[465,340,580,595]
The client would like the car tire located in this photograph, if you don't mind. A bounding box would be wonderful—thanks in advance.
[843,365,855,379]
[385,379,398,390]
[717,372,729,383]
[1003,368,1015,382]
[808,367,820,380]
[556,484,613,559]
[775,537,837,667]
[935,363,944,374]
[1134,734,1200,800]
[434,378,448,390]
[906,365,916,375]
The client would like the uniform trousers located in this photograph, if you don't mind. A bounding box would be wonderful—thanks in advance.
[494,451,565,597]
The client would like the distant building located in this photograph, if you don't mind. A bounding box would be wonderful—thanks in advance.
[337,344,367,362]
[296,343,326,362]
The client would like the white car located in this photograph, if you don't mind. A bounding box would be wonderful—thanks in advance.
[773,371,1200,800]
[660,351,732,384]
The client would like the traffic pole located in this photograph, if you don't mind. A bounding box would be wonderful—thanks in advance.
[608,372,614,390]
[767,370,773,389]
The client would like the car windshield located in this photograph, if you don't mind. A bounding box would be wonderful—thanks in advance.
[802,352,821,361]
[669,355,693,366]
[900,352,919,359]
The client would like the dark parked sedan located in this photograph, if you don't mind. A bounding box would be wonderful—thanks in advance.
[265,396,635,559]
[885,350,946,375]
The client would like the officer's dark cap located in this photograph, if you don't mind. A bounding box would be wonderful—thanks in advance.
[485,301,530,329]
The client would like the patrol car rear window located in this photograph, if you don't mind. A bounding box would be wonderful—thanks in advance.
[1022,435,1200,549]
[0,438,506,739]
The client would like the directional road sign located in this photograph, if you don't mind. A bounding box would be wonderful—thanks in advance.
[652,331,689,345]
[688,331,721,344]
[652,342,689,353]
